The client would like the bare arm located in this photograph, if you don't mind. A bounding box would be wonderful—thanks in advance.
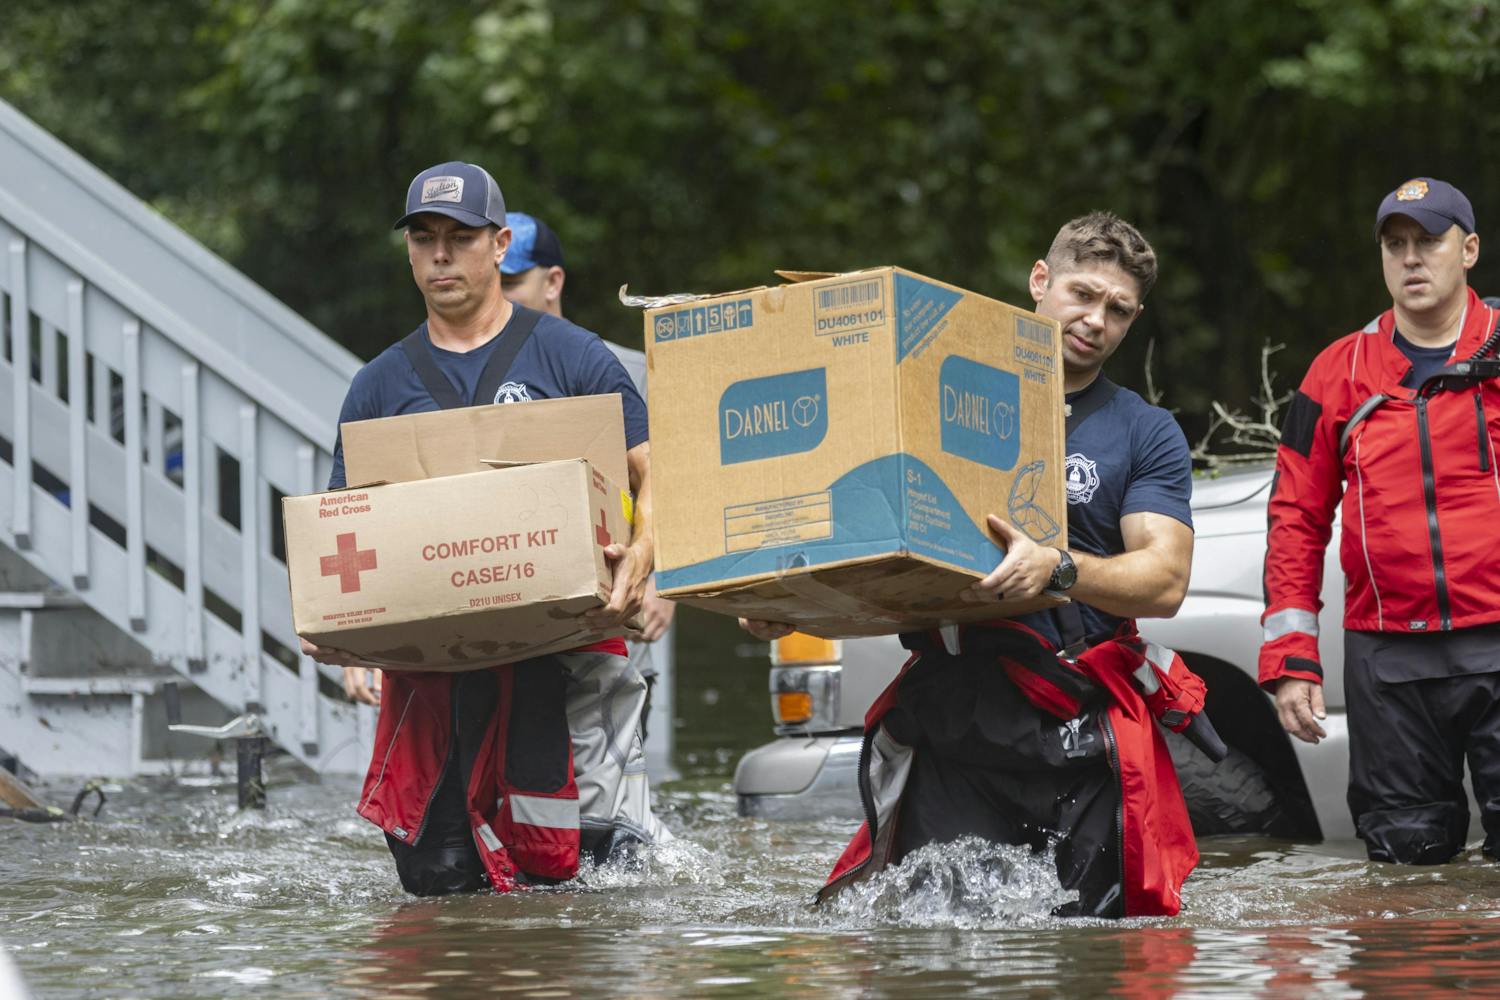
[298,637,386,705]
[1068,511,1192,618]
[967,510,1192,619]
[639,576,677,642]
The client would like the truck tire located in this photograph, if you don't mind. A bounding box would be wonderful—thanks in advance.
[1164,729,1298,837]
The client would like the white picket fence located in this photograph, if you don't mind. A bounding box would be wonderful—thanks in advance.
[0,96,372,773]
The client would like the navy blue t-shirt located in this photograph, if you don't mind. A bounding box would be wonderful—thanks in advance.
[1394,330,1455,390]
[328,311,649,489]
[1015,378,1194,646]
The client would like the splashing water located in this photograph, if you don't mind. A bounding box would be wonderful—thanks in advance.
[567,835,727,893]
[818,835,1078,929]
[11,776,1500,997]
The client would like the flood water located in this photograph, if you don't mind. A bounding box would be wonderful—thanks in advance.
[5,613,1500,998]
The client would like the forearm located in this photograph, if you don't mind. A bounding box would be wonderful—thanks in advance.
[626,443,655,571]
[1069,546,1188,619]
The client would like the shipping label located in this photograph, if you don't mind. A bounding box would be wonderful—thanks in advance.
[718,367,829,465]
[938,355,1022,471]
[723,491,833,553]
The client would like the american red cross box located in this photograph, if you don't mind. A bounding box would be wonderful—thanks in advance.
[283,459,635,670]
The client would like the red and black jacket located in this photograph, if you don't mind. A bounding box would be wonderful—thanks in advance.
[1261,289,1500,688]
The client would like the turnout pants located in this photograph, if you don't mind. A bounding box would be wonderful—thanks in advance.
[384,651,668,896]
[385,659,573,895]
[819,622,1201,917]
[1346,628,1500,863]
[883,646,1124,918]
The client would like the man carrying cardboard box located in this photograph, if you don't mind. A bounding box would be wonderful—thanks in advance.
[300,162,662,895]
[746,214,1208,917]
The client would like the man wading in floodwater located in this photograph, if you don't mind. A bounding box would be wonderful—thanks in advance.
[299,162,664,895]
[745,213,1209,917]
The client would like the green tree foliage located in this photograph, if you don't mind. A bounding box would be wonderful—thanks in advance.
[4,0,1500,432]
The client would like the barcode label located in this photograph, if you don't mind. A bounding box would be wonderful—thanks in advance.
[813,277,886,340]
[818,281,881,310]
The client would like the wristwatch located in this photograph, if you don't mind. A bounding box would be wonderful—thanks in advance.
[1048,549,1078,592]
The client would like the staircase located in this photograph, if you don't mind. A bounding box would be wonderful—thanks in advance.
[0,96,373,775]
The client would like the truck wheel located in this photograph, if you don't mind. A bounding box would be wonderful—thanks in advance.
[1164,729,1297,837]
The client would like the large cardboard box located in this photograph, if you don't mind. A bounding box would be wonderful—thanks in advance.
[284,459,634,670]
[284,395,637,670]
[645,267,1066,637]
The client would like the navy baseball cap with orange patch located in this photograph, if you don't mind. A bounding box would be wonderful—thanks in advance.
[1374,177,1475,237]
[394,161,507,230]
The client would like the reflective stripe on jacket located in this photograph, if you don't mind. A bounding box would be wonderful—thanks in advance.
[1260,289,1500,687]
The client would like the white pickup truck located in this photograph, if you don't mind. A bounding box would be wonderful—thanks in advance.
[733,464,1362,840]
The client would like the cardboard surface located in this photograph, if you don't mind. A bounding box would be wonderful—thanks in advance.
[284,459,636,670]
[341,394,628,489]
[644,266,1066,637]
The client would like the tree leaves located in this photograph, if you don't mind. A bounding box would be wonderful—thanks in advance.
[4,0,1499,434]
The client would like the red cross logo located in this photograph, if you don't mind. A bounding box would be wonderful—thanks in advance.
[595,509,612,548]
[320,532,378,593]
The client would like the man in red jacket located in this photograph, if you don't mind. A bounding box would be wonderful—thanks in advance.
[1262,177,1500,864]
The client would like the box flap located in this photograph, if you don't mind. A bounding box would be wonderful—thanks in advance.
[774,266,893,285]
[620,283,770,309]
[773,270,841,283]
[342,394,628,488]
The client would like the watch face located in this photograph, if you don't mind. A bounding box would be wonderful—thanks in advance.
[1053,552,1077,589]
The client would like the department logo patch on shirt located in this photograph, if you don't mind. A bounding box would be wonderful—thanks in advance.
[494,381,533,404]
[1064,452,1100,505]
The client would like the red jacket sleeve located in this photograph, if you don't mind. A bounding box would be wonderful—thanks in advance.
[1259,357,1344,689]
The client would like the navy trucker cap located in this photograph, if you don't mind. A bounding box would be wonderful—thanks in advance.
[1374,177,1475,237]
[500,212,565,274]
[394,161,506,230]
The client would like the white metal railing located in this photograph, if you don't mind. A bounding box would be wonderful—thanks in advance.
[0,97,370,772]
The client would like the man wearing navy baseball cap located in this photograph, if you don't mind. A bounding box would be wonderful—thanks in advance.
[301,162,666,895]
[1263,176,1500,866]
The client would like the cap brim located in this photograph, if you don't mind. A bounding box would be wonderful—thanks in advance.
[499,254,539,276]
[1375,206,1458,238]
[393,205,495,231]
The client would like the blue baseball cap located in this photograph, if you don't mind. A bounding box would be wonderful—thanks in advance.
[1374,177,1475,237]
[393,161,507,230]
[500,212,565,274]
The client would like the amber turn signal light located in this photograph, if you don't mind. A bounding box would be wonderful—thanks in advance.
[775,691,815,726]
[771,633,842,667]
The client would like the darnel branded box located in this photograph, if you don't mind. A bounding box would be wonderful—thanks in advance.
[283,396,636,670]
[645,267,1067,637]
